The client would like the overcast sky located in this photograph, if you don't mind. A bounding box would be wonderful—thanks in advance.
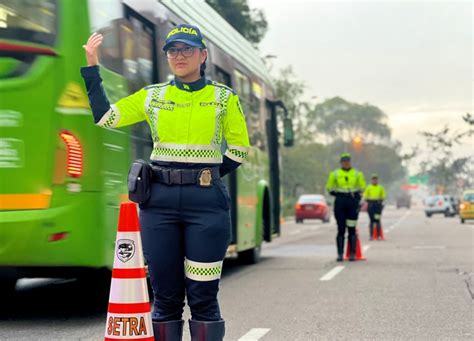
[249,0,472,157]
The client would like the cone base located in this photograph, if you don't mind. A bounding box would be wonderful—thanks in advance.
[372,224,385,241]
[343,256,367,261]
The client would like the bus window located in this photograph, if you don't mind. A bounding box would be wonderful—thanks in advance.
[0,0,57,45]
[214,66,232,87]
[234,69,251,102]
[87,0,123,75]
[122,13,155,160]
[121,16,154,92]
[0,0,57,79]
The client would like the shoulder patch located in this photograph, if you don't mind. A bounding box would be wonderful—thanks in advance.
[210,80,236,95]
[144,81,171,90]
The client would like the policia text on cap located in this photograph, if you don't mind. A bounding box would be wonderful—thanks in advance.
[81,24,250,341]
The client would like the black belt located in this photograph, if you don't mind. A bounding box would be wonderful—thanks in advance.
[367,199,383,203]
[151,166,220,185]
[335,191,361,198]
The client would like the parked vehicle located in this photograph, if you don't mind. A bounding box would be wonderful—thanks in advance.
[396,192,412,209]
[295,194,331,223]
[460,190,474,224]
[424,195,456,217]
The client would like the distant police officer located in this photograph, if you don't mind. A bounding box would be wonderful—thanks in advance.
[326,153,366,261]
[363,174,386,240]
[81,24,249,341]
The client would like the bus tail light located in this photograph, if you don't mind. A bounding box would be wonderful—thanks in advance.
[60,131,83,178]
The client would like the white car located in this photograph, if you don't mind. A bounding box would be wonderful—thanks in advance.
[424,195,456,217]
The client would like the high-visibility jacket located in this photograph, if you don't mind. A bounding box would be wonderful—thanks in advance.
[81,65,250,165]
[326,168,366,194]
[363,184,386,201]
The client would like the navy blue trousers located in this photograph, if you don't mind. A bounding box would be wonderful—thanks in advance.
[139,179,231,322]
[368,201,383,234]
[334,195,359,238]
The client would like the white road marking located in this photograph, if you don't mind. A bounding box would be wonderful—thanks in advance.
[320,265,345,281]
[238,328,271,340]
[387,209,411,231]
[363,245,371,252]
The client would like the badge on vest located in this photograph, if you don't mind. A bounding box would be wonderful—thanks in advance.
[198,168,212,187]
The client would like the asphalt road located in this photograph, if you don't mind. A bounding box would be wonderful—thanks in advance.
[0,206,472,340]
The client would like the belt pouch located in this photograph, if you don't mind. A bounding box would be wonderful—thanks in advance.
[127,160,152,204]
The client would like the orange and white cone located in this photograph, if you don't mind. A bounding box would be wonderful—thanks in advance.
[104,202,154,341]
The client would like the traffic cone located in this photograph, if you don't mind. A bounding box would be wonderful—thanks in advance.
[104,202,154,341]
[345,229,366,261]
[372,223,385,240]
[372,223,378,240]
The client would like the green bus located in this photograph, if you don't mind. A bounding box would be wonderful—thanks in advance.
[0,0,293,291]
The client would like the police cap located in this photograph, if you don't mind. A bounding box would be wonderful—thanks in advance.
[340,152,351,162]
[163,24,206,51]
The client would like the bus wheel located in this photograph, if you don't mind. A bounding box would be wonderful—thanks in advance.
[238,245,261,265]
[0,278,17,296]
[77,269,111,297]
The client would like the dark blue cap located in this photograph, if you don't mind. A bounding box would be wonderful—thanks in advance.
[340,152,352,161]
[163,24,206,51]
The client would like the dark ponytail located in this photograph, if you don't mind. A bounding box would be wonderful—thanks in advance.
[200,56,207,77]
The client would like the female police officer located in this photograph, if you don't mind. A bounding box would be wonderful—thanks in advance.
[81,24,249,341]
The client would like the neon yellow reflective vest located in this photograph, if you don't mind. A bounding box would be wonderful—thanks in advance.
[363,184,386,200]
[96,77,250,164]
[326,168,366,193]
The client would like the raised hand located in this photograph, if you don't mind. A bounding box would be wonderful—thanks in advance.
[82,32,103,66]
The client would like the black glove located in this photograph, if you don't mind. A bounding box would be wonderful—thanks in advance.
[329,191,336,196]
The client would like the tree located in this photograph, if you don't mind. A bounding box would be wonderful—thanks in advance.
[205,0,268,44]
[307,97,392,145]
[463,112,474,126]
[418,118,473,193]
[273,66,314,144]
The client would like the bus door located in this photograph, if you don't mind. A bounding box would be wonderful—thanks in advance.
[265,100,294,239]
[265,100,280,238]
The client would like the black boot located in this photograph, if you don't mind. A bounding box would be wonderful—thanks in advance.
[153,320,184,341]
[189,319,225,341]
[336,236,344,261]
[349,235,356,261]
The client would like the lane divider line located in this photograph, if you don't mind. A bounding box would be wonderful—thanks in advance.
[238,328,271,340]
[386,209,411,232]
[320,265,345,281]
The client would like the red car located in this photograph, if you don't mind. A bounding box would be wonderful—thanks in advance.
[295,194,331,224]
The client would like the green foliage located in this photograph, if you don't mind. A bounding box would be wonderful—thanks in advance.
[205,0,268,44]
[308,97,392,143]
[280,143,328,215]
[418,119,473,193]
[273,66,313,143]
